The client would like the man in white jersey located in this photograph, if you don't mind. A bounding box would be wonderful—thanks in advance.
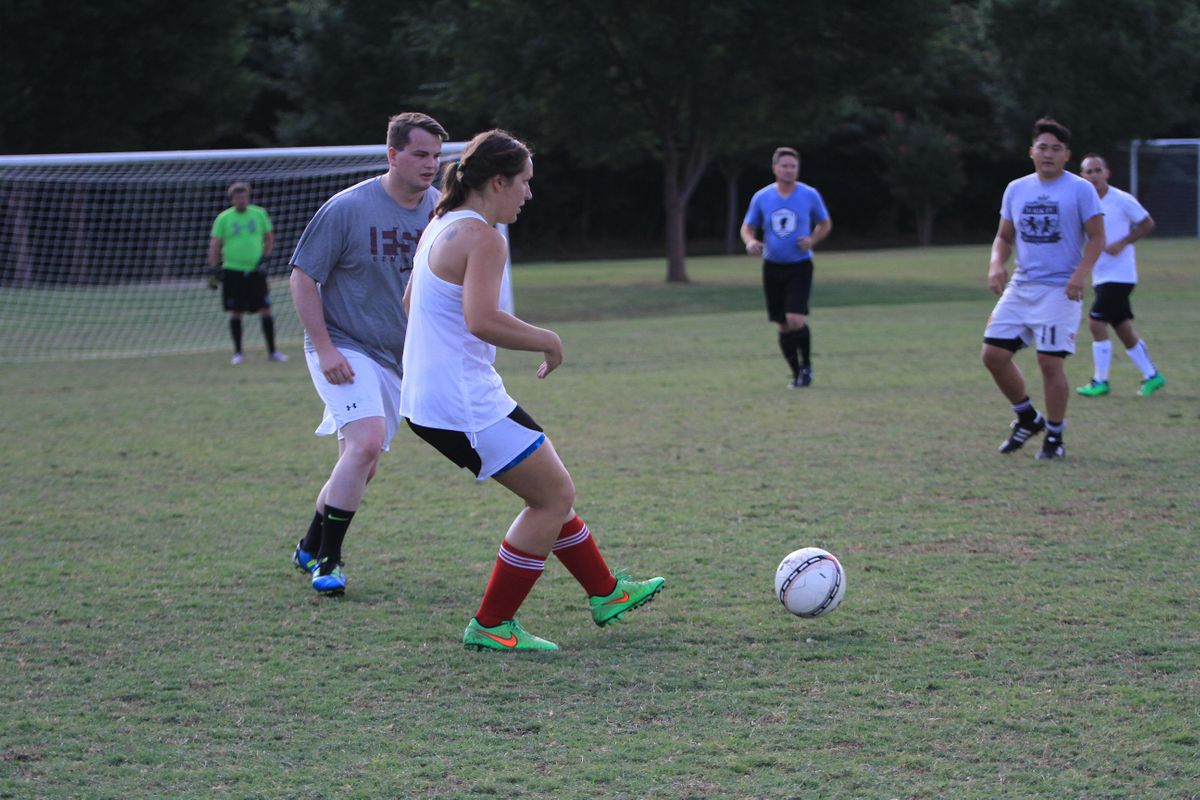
[983,118,1105,460]
[1074,153,1165,398]
[286,112,448,595]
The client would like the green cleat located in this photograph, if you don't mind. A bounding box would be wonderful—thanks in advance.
[1138,373,1166,397]
[463,618,558,652]
[589,572,666,627]
[1076,379,1110,397]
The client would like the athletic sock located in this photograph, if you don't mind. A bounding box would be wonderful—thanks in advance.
[1092,340,1112,382]
[1125,340,1158,380]
[552,515,617,597]
[796,325,811,368]
[1011,397,1039,425]
[777,331,800,379]
[1046,419,1065,438]
[300,510,323,553]
[230,317,243,354]
[475,540,545,628]
[317,504,355,573]
[261,315,277,353]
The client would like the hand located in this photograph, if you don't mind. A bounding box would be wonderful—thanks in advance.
[987,265,1008,296]
[536,332,563,379]
[318,347,355,384]
[744,239,763,256]
[1065,271,1086,301]
[256,257,270,273]
[797,236,813,252]
[1104,242,1126,256]
[207,268,221,290]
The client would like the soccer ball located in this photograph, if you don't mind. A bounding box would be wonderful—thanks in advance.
[774,547,846,617]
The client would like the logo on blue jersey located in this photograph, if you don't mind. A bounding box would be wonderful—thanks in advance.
[1019,197,1061,244]
[770,208,799,239]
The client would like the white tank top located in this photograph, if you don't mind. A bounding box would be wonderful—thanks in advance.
[399,210,517,432]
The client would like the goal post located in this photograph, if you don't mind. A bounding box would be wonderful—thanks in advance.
[1129,138,1200,238]
[0,141,512,363]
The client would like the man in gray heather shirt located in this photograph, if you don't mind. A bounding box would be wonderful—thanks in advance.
[287,112,448,595]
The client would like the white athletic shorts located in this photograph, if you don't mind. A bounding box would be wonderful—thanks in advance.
[984,281,1081,354]
[406,406,546,482]
[306,348,403,451]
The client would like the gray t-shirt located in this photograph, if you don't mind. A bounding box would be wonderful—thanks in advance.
[1000,172,1103,286]
[291,177,438,374]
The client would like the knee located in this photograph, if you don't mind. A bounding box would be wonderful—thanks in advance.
[1036,353,1065,374]
[981,345,1009,372]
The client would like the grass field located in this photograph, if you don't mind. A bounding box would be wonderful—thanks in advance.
[1,242,1197,799]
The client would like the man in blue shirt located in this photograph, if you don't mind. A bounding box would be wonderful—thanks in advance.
[983,118,1105,460]
[741,147,832,388]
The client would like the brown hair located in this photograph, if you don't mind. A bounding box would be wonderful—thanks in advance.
[435,129,532,217]
[1032,117,1071,145]
[386,112,448,151]
[227,181,250,200]
[772,147,800,166]
[1080,152,1106,167]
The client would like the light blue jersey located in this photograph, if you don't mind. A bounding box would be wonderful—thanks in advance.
[1000,172,1103,286]
[744,182,829,263]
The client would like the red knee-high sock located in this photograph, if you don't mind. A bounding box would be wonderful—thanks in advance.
[552,515,617,597]
[474,541,545,628]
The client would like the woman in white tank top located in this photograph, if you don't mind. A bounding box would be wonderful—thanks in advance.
[399,130,665,652]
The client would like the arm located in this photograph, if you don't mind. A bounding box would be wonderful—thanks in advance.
[799,217,832,252]
[988,218,1016,295]
[262,231,275,260]
[1105,215,1154,256]
[207,237,222,269]
[462,229,563,378]
[740,223,763,256]
[1067,214,1106,301]
[289,267,355,384]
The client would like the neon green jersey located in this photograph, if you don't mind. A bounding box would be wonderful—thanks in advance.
[210,205,273,271]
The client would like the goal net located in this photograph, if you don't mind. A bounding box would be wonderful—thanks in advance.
[0,142,490,363]
[1129,138,1200,238]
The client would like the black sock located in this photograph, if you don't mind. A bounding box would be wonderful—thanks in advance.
[300,510,323,553]
[230,317,243,353]
[1012,397,1039,425]
[317,504,355,572]
[261,315,277,353]
[777,331,800,378]
[796,325,811,368]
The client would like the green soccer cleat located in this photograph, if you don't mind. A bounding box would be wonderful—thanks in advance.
[463,618,558,652]
[1138,373,1166,397]
[1076,379,1110,397]
[589,572,666,627]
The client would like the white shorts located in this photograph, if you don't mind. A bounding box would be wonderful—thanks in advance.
[306,348,403,451]
[984,282,1081,354]
[406,405,546,482]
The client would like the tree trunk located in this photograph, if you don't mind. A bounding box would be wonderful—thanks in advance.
[659,132,711,283]
[917,201,935,247]
[721,162,741,255]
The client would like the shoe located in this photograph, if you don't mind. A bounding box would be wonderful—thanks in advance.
[589,572,666,626]
[291,541,319,574]
[998,414,1045,453]
[230,353,244,365]
[463,618,558,652]
[1036,434,1065,460]
[312,560,347,596]
[1076,379,1109,397]
[787,367,812,389]
[269,352,289,362]
[1138,373,1166,397]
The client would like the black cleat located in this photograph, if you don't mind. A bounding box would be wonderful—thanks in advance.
[1035,434,1065,460]
[998,414,1045,453]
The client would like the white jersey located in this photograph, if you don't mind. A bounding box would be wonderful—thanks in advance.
[1092,185,1150,285]
[399,210,517,432]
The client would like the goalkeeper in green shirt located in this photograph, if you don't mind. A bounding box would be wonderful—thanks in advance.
[208,181,287,364]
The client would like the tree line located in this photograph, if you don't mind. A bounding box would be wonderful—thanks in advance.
[5,0,1200,281]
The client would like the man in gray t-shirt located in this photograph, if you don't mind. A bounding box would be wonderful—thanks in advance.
[982,117,1104,462]
[287,112,448,596]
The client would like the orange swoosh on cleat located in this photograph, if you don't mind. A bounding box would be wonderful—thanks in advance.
[480,630,518,647]
[604,591,630,605]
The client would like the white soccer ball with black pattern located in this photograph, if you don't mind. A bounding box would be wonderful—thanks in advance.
[774,547,846,617]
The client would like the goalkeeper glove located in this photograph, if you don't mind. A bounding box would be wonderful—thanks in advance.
[207,268,222,290]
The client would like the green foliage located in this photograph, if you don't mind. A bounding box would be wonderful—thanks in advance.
[876,114,968,245]
[1,242,1198,797]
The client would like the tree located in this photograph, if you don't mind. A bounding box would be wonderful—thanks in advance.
[876,114,966,246]
[434,0,946,282]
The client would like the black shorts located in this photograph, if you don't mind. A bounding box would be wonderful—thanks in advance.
[1089,282,1135,325]
[762,259,814,322]
[406,405,544,479]
[222,269,271,313]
